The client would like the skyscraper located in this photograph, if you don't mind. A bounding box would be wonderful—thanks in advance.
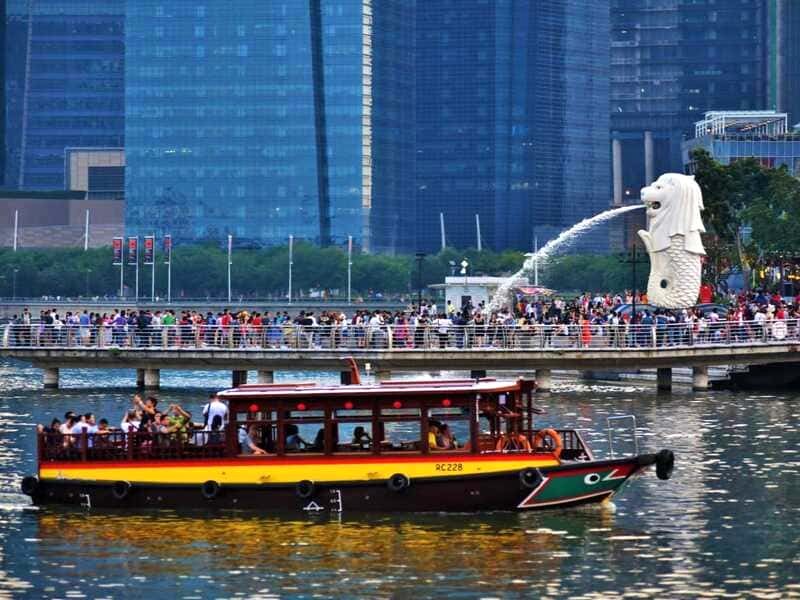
[773,0,800,127]
[4,1,125,190]
[611,0,769,201]
[415,1,610,252]
[125,0,414,251]
[0,0,6,187]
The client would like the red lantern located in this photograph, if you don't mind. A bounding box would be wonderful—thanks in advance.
[442,398,452,407]
[344,401,354,410]
[296,403,307,411]
[248,403,259,414]
[392,400,403,409]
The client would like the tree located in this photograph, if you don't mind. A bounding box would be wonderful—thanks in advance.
[690,148,800,288]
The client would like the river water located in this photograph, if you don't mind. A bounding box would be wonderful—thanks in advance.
[0,361,797,599]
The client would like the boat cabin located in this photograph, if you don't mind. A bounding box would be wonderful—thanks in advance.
[37,378,593,463]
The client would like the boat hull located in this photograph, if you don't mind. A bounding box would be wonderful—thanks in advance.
[23,455,660,513]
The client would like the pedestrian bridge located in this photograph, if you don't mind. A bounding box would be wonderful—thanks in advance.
[1,321,798,392]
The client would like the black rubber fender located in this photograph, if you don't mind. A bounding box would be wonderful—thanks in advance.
[655,449,675,481]
[295,479,316,499]
[112,480,131,500]
[20,476,38,496]
[201,480,220,499]
[387,473,410,493]
[519,468,543,490]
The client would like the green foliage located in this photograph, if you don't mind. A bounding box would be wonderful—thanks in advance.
[0,244,529,299]
[691,147,800,286]
[542,254,648,294]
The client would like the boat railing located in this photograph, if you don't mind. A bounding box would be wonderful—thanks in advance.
[38,430,228,463]
[3,318,799,351]
[479,429,592,460]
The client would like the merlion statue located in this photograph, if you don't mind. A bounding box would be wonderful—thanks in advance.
[637,173,706,308]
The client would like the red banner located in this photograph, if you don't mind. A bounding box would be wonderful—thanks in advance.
[144,236,154,265]
[163,234,172,264]
[112,237,123,265]
[127,237,138,265]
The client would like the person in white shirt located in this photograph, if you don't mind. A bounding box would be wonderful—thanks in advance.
[71,413,99,447]
[202,394,229,429]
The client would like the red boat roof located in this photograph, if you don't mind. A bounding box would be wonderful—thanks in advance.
[217,378,529,400]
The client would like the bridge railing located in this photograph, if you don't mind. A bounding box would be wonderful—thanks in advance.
[2,319,798,351]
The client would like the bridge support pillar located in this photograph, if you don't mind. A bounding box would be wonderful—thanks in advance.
[232,370,248,387]
[144,368,160,390]
[136,368,145,388]
[257,370,274,384]
[535,369,552,392]
[470,369,487,380]
[692,366,709,391]
[657,368,672,391]
[43,367,59,389]
[375,370,392,382]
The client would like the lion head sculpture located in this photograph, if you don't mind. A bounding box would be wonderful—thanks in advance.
[640,173,706,256]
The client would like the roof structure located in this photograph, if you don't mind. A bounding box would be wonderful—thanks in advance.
[694,111,788,138]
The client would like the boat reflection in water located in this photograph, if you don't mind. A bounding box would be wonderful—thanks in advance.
[32,508,619,595]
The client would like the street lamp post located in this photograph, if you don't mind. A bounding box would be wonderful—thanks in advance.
[85,268,92,297]
[415,252,426,311]
[619,243,647,322]
[347,235,353,304]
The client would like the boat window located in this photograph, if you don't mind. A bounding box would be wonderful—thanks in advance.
[336,422,373,452]
[379,421,421,451]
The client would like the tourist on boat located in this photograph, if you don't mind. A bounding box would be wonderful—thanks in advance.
[351,426,371,449]
[206,415,225,444]
[238,423,267,455]
[134,394,159,431]
[59,411,77,436]
[120,409,140,432]
[310,428,325,452]
[437,423,458,449]
[165,404,192,441]
[285,424,311,451]
[428,424,443,450]
[70,413,98,447]
[202,393,229,428]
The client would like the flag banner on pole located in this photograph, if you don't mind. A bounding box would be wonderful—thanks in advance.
[112,237,123,265]
[144,236,155,265]
[163,234,172,264]
[128,237,138,265]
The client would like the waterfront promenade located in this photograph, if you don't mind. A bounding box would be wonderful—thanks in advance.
[1,320,798,392]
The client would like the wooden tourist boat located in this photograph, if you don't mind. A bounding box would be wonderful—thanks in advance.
[22,369,674,512]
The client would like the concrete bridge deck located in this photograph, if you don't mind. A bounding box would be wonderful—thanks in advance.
[2,339,798,392]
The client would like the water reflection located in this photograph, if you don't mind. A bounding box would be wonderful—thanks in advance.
[27,508,618,598]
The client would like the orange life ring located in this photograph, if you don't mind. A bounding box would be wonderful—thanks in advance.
[495,433,532,452]
[532,428,563,458]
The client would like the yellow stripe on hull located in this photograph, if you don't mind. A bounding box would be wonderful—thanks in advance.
[40,457,559,485]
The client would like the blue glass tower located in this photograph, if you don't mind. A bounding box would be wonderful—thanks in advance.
[4,1,125,190]
[125,0,414,250]
[415,1,610,252]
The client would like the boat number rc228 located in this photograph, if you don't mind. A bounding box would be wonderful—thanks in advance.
[435,463,464,472]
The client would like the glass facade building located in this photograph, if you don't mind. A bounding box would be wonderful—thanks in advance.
[4,1,125,190]
[683,111,800,176]
[611,0,769,199]
[415,1,610,252]
[125,0,414,250]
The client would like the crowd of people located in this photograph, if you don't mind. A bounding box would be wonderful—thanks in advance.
[37,392,463,456]
[8,287,800,350]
